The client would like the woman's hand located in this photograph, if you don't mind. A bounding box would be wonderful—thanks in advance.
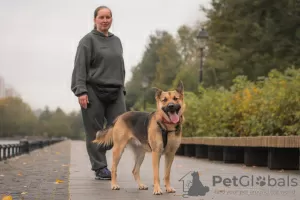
[78,94,89,109]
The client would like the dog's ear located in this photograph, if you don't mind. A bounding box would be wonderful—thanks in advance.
[152,87,163,98]
[176,80,184,95]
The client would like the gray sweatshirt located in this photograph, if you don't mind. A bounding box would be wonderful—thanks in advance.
[71,29,125,96]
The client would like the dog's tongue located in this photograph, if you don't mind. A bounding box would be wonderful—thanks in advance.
[169,113,179,123]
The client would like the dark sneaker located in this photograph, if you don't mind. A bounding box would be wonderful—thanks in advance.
[95,167,111,180]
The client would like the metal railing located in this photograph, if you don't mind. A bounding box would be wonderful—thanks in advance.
[0,138,64,161]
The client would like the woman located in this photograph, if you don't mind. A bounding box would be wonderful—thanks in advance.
[71,5,126,180]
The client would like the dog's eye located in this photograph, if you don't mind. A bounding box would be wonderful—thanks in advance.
[173,97,179,101]
[161,98,167,102]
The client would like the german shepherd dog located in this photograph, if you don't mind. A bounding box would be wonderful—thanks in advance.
[93,81,185,195]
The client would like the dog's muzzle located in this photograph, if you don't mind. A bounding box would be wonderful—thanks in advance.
[163,103,181,113]
[162,103,181,124]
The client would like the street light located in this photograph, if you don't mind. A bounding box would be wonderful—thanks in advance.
[197,28,209,83]
[141,76,149,111]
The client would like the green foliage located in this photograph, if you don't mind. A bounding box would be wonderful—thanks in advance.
[125,30,183,110]
[180,91,202,137]
[202,0,300,87]
[182,86,234,137]
[35,107,85,139]
[0,97,38,137]
[183,68,300,137]
[0,98,85,139]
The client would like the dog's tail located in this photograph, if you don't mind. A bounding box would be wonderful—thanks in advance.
[92,126,114,148]
[92,116,121,148]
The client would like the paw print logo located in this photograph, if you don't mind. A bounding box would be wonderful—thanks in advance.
[256,176,266,186]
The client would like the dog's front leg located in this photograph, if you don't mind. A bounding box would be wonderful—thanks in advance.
[152,151,163,195]
[164,152,176,193]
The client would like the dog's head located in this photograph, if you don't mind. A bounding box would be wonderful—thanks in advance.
[153,81,185,124]
[191,171,200,179]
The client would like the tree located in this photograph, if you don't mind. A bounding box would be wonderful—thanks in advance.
[201,0,300,87]
[0,97,38,137]
[125,30,183,109]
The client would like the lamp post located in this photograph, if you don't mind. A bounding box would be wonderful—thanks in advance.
[141,77,149,111]
[197,28,209,83]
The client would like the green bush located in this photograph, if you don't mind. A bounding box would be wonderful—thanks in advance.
[182,67,300,137]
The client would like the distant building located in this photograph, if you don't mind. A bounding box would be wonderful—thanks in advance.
[0,76,20,98]
[0,76,4,98]
[5,87,19,97]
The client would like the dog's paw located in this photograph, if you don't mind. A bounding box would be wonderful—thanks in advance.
[111,184,120,190]
[138,183,148,190]
[166,186,176,193]
[153,186,163,195]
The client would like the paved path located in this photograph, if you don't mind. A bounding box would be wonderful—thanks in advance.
[0,140,299,200]
[69,140,300,200]
[0,140,70,200]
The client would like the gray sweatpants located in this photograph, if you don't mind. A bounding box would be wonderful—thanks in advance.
[81,84,126,171]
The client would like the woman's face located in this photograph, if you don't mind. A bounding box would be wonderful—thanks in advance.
[94,8,112,32]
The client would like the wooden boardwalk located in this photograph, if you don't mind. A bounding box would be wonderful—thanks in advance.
[69,140,300,200]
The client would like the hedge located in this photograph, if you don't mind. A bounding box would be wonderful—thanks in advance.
[183,68,300,137]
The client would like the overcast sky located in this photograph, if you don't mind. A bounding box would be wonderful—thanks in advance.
[0,0,210,113]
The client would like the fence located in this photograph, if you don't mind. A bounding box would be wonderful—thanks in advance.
[176,136,300,170]
[0,138,64,161]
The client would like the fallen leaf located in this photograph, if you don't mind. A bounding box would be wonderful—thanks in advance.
[21,192,27,195]
[174,194,183,196]
[55,179,64,184]
[17,172,23,176]
[1,195,13,200]
[56,152,60,154]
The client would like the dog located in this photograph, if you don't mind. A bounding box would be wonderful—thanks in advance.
[188,171,209,196]
[92,81,185,195]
